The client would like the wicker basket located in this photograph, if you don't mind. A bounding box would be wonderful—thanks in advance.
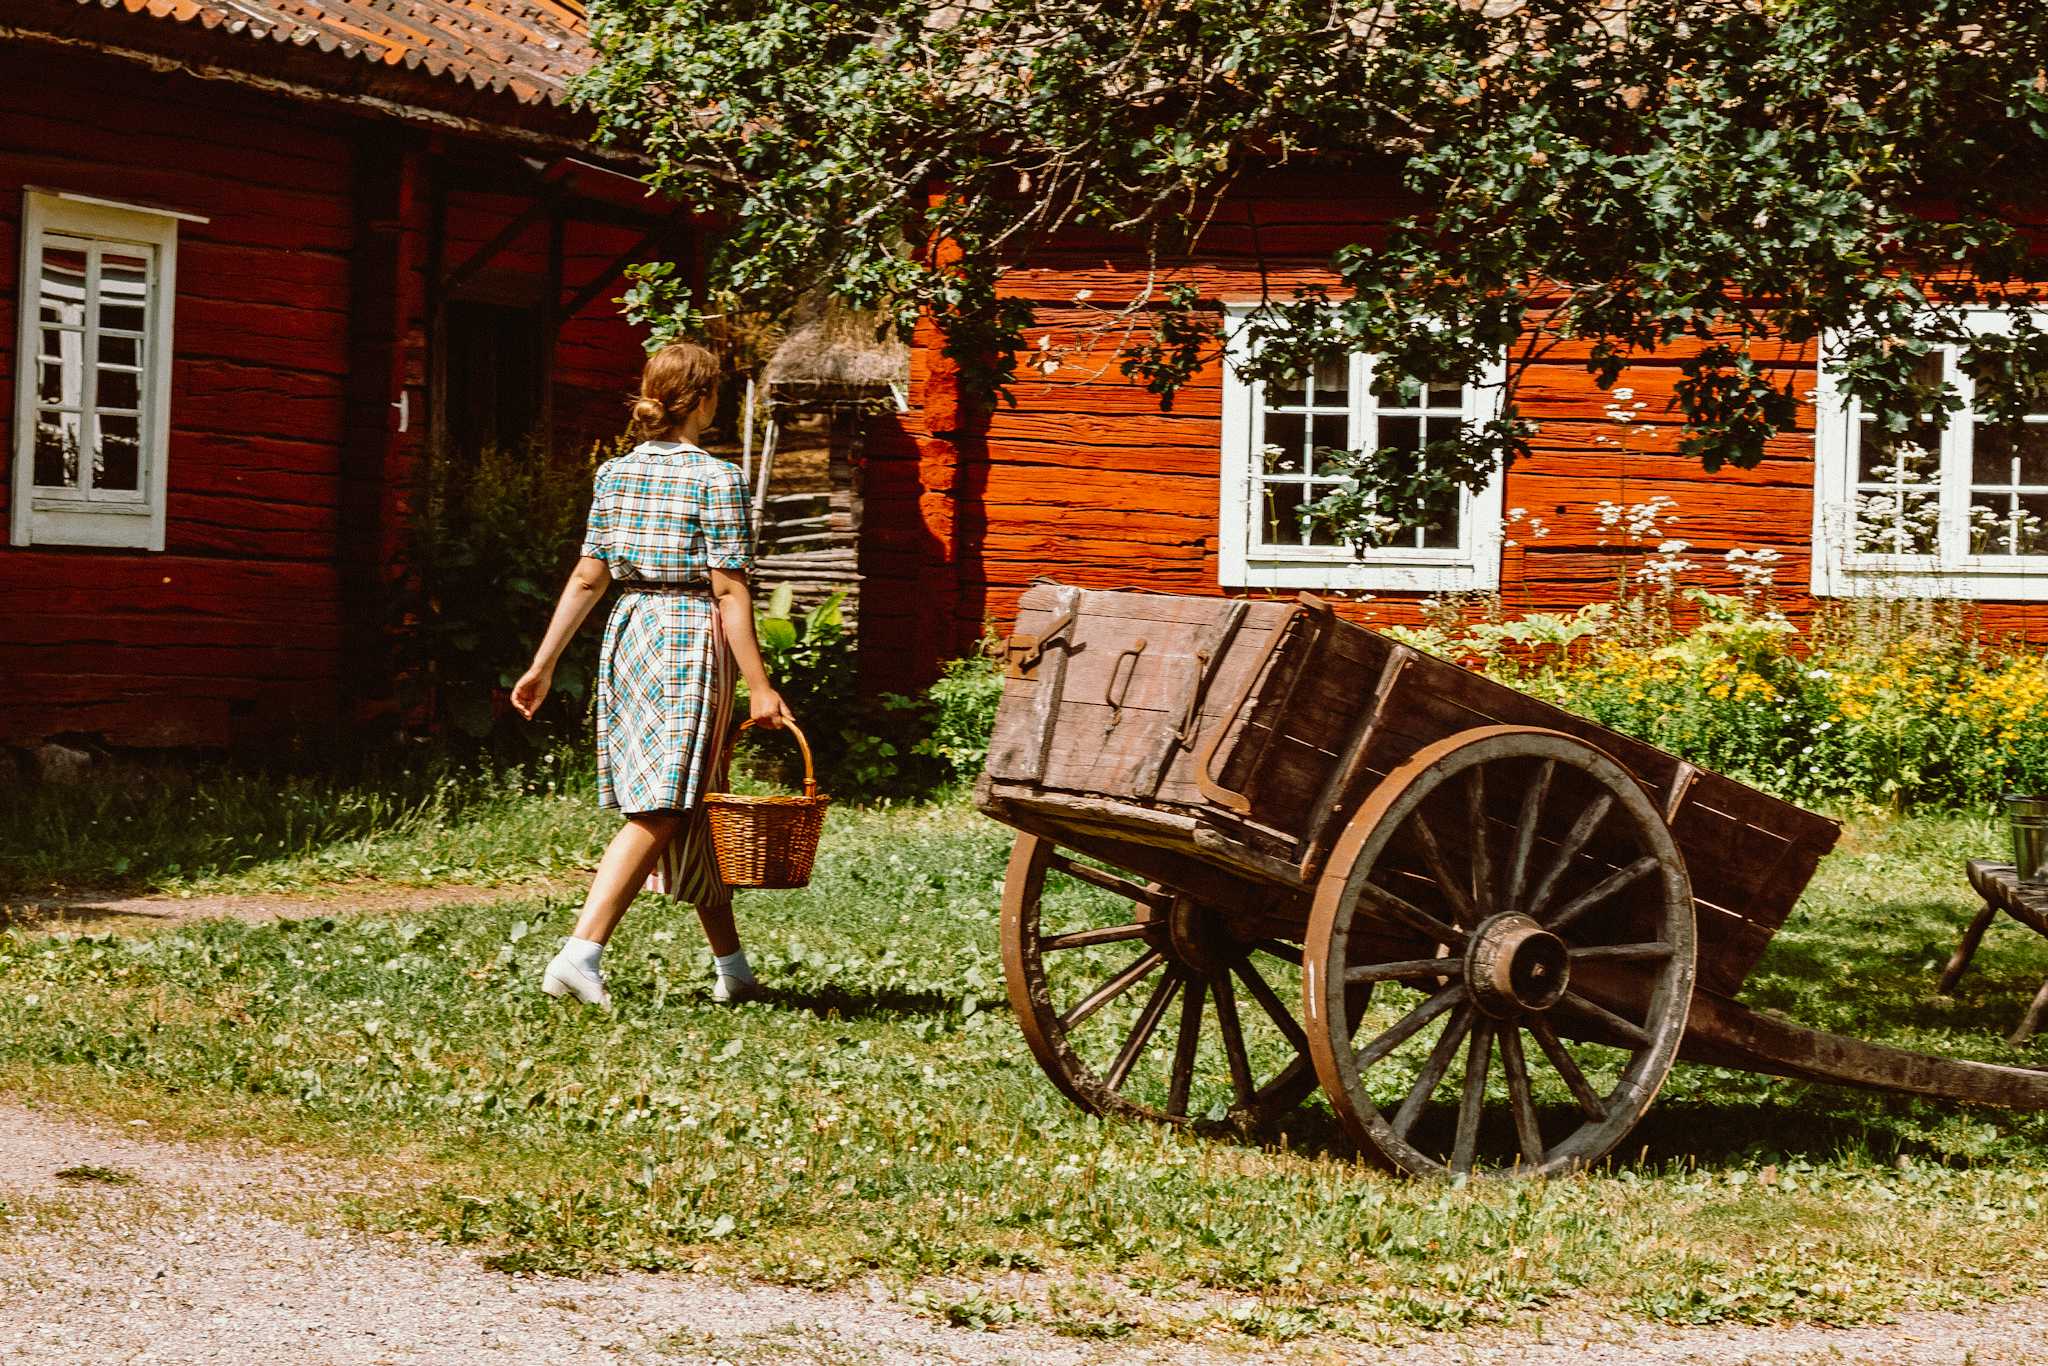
[705,718,830,889]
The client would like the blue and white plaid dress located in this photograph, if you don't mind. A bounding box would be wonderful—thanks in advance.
[580,441,753,899]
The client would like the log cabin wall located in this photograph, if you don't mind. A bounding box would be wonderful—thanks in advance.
[858,171,2048,691]
[1,44,661,750]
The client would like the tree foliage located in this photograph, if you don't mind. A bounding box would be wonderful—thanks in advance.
[576,1,2048,548]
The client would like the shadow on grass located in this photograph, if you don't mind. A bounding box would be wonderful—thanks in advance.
[752,982,967,1022]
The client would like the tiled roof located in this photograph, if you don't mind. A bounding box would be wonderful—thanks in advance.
[75,0,594,106]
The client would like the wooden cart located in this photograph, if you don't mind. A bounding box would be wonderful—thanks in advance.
[976,583,2048,1177]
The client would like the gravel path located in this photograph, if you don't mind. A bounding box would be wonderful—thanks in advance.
[0,881,570,934]
[4,1105,2048,1364]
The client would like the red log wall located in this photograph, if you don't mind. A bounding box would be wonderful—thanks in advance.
[0,47,658,749]
[859,175,2048,690]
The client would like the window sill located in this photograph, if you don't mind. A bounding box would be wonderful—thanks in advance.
[1230,553,1498,593]
[1812,559,2048,602]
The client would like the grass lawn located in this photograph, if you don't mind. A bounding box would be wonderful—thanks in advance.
[4,772,2048,1341]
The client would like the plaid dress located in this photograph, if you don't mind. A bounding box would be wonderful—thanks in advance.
[580,441,753,900]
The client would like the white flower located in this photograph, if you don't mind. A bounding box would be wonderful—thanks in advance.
[1612,387,1635,401]
[1072,289,1094,302]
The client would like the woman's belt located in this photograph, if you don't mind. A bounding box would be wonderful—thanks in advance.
[618,581,710,596]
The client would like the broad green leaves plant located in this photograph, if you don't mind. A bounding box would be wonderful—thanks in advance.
[576,1,2048,549]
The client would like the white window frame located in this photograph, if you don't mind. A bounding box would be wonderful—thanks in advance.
[1219,305,1506,592]
[1812,311,2048,601]
[12,190,184,551]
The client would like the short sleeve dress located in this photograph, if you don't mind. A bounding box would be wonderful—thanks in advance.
[579,440,753,898]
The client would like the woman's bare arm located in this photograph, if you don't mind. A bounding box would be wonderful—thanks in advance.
[511,555,612,720]
[712,566,792,727]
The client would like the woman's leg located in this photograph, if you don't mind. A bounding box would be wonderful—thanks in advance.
[572,812,684,944]
[694,898,741,958]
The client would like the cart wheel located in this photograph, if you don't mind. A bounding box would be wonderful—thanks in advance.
[1002,832,1325,1130]
[1304,726,1696,1177]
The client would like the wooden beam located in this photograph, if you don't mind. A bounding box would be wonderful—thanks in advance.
[557,218,689,321]
[440,189,562,301]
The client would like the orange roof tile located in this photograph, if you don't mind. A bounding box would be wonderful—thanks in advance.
[78,0,595,106]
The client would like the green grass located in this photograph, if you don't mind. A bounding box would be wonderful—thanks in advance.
[3,792,2048,1339]
[0,748,620,898]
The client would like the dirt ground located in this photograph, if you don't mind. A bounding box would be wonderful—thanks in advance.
[0,881,573,935]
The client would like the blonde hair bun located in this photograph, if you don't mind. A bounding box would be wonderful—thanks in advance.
[628,341,723,441]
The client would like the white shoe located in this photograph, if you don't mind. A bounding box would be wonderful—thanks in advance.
[712,975,760,1006]
[542,957,612,1008]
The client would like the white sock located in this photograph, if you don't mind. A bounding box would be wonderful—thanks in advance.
[714,948,754,985]
[559,936,604,975]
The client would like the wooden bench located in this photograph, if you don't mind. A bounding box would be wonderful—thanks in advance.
[1941,861,2048,1045]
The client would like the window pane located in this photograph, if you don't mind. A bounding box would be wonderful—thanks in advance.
[37,247,88,327]
[1420,483,1462,548]
[1261,411,1305,473]
[1310,413,1349,472]
[1312,354,1349,405]
[2020,493,2048,554]
[1260,481,1308,547]
[97,367,141,412]
[1975,420,2048,486]
[33,411,83,489]
[99,332,142,368]
[1857,422,1940,484]
[1969,492,2012,554]
[1424,414,1461,447]
[96,413,142,492]
[1302,485,1341,545]
[38,326,86,407]
[1424,378,1463,408]
[98,252,150,332]
[1378,414,1421,452]
[1857,486,1939,555]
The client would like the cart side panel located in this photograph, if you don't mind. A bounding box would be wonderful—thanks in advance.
[1219,615,1840,995]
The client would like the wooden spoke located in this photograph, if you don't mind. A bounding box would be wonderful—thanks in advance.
[1529,1016,1609,1121]
[1166,978,1206,1118]
[1544,855,1661,934]
[1410,813,1481,928]
[1344,957,1459,986]
[1232,958,1311,1060]
[1498,1024,1546,1169]
[1522,793,1615,922]
[1569,941,1675,965]
[1466,765,1494,918]
[1210,969,1258,1108]
[1354,983,1465,1070]
[1361,882,1462,950]
[1058,949,1165,1032]
[1555,990,1653,1050]
[1041,922,1155,953]
[1048,853,1162,906]
[1451,1020,1496,1175]
[1390,1005,1475,1140]
[1105,970,1182,1092]
[1251,939,1303,965]
[1504,758,1556,916]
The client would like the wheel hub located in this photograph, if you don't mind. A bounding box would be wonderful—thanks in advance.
[1163,895,1232,980]
[1464,913,1570,1017]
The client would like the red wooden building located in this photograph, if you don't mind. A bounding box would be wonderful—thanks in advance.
[2,0,682,749]
[860,172,2048,691]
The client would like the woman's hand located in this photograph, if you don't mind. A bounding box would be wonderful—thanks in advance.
[749,686,794,729]
[510,663,553,720]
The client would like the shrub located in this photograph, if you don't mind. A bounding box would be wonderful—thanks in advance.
[910,648,1005,784]
[394,438,611,754]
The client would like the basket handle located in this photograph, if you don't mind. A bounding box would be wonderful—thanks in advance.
[730,716,818,798]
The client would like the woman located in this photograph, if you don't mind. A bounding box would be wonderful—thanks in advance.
[511,341,791,1008]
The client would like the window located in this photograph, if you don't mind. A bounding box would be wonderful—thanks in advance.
[1219,309,1505,591]
[11,191,184,550]
[1813,313,2048,600]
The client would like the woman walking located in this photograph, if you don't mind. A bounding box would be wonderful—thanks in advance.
[511,341,791,1008]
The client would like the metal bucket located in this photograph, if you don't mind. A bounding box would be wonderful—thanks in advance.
[2009,795,2048,884]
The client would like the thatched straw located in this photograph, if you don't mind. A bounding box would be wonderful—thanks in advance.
[762,303,909,400]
